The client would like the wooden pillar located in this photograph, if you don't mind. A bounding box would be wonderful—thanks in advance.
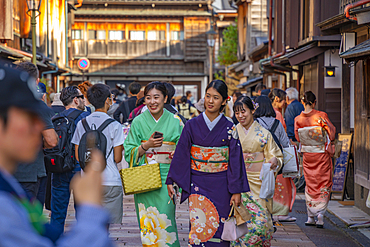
[342,63,351,134]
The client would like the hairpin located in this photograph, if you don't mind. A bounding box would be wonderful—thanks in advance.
[227,96,231,102]
[252,101,259,110]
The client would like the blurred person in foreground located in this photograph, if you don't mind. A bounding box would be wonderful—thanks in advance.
[13,62,58,207]
[0,62,113,246]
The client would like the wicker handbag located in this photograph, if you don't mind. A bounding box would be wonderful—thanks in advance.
[119,149,162,195]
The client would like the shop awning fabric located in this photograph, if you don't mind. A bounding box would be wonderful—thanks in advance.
[340,39,370,62]
[237,76,263,88]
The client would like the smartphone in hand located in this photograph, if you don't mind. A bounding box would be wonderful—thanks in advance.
[153,131,163,139]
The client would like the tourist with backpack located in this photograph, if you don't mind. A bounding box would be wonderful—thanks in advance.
[72,84,124,225]
[45,86,90,236]
[254,96,296,223]
[0,63,113,246]
[177,96,198,120]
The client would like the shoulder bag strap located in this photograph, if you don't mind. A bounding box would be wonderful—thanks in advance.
[81,118,90,132]
[270,119,280,134]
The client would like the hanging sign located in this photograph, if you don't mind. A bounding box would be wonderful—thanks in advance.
[77,58,90,71]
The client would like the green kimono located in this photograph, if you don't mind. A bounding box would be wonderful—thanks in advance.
[124,109,183,247]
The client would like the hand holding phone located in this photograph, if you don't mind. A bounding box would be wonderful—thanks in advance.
[153,131,163,139]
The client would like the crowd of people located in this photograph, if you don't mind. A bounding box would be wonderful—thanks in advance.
[0,60,336,247]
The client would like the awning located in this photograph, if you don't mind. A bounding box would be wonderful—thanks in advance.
[0,44,69,73]
[237,76,263,89]
[234,60,249,73]
[75,9,211,17]
[340,39,370,62]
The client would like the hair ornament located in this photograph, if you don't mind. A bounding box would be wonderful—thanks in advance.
[227,96,232,102]
[252,100,259,110]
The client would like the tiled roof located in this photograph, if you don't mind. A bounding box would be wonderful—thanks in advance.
[75,8,211,16]
[340,39,370,61]
[82,0,209,3]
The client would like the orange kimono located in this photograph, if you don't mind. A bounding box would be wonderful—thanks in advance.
[294,109,336,217]
[274,108,286,130]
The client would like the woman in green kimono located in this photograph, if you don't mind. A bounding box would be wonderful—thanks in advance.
[124,81,184,247]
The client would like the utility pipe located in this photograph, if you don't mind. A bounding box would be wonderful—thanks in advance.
[41,62,58,78]
[344,0,370,21]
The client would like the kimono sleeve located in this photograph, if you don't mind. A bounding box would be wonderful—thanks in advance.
[321,112,336,142]
[294,116,301,143]
[227,131,250,194]
[264,132,284,172]
[166,122,192,203]
[123,118,143,167]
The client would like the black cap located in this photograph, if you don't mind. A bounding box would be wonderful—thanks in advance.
[0,62,50,119]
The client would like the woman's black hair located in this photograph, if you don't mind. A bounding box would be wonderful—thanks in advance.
[233,95,254,113]
[205,80,228,112]
[302,91,316,106]
[253,96,276,118]
[144,81,168,97]
[268,88,287,102]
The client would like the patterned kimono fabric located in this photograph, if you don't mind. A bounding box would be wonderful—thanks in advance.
[294,109,336,217]
[272,112,296,217]
[233,121,283,247]
[124,109,184,247]
[167,114,250,247]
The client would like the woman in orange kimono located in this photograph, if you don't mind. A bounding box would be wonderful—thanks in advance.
[268,89,287,130]
[294,91,336,228]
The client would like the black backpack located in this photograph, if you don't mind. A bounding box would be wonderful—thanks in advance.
[44,110,83,173]
[78,118,115,170]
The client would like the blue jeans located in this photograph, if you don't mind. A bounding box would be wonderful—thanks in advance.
[50,165,80,235]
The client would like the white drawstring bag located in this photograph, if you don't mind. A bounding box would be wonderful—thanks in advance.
[259,163,275,199]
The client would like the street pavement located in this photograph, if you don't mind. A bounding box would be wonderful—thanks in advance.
[55,196,346,247]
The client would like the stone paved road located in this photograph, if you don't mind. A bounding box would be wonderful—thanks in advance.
[57,194,317,247]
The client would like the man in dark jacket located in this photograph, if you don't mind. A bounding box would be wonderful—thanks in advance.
[113,82,141,123]
[285,87,304,142]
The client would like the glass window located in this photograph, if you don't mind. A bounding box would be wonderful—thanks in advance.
[72,30,83,40]
[109,31,124,40]
[171,31,184,41]
[147,31,157,41]
[130,31,145,41]
[96,30,106,40]
[158,31,165,41]
[88,30,106,40]
[148,31,166,41]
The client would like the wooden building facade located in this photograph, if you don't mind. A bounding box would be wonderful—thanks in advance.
[69,0,213,100]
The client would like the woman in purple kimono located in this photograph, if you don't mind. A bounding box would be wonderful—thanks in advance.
[166,80,250,246]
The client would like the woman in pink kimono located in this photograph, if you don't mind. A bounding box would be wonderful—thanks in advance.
[294,91,336,228]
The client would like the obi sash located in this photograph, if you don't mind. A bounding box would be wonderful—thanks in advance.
[243,152,264,173]
[190,145,229,173]
[298,126,326,153]
[142,141,176,164]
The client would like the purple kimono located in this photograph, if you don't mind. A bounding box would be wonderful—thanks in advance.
[166,114,250,246]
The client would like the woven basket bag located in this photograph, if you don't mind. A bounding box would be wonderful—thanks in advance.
[119,148,162,195]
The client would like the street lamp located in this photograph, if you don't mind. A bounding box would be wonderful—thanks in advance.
[26,0,42,65]
[206,27,217,82]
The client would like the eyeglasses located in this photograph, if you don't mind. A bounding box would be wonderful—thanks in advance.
[75,95,84,99]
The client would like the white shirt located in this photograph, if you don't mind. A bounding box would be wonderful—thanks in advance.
[72,112,124,186]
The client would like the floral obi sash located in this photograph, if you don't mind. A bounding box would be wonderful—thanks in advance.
[298,126,327,153]
[142,141,176,164]
[190,145,229,173]
[243,152,264,173]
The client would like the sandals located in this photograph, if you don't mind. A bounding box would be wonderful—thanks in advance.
[277,215,297,222]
